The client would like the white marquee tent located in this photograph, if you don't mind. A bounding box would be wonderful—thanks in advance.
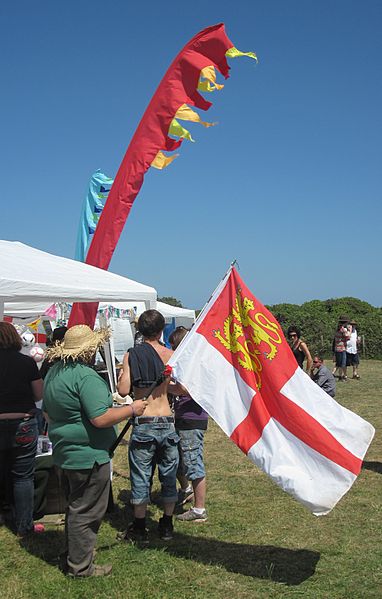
[0,240,157,318]
[98,300,195,328]
[96,301,195,361]
[157,301,195,324]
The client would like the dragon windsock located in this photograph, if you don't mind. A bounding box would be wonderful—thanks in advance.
[69,23,257,327]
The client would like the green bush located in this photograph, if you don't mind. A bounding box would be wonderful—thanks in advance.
[267,297,382,359]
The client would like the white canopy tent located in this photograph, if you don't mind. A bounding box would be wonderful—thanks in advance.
[157,301,195,324]
[98,300,195,325]
[3,299,196,328]
[2,301,55,319]
[0,240,157,318]
[97,301,196,361]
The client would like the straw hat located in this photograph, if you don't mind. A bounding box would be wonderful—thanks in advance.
[338,314,349,323]
[47,324,109,362]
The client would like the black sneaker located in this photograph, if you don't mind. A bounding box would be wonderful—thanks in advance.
[158,517,174,541]
[117,522,149,544]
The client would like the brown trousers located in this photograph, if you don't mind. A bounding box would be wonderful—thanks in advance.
[62,462,110,576]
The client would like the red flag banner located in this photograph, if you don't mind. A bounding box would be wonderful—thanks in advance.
[69,23,257,328]
[169,267,374,515]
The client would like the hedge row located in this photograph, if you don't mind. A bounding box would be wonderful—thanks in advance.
[267,297,382,359]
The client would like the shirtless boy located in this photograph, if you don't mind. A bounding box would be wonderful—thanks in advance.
[118,310,178,540]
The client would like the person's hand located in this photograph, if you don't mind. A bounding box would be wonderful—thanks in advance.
[118,368,124,381]
[132,400,148,416]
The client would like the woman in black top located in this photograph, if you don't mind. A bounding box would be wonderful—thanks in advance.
[287,325,313,373]
[0,322,43,535]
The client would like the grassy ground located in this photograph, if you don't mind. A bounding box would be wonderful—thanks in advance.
[1,361,380,598]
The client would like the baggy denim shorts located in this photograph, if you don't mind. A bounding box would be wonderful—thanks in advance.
[129,419,179,505]
[177,429,206,481]
[335,351,347,368]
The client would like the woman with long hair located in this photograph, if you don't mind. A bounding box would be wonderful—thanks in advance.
[287,325,313,373]
[0,321,43,536]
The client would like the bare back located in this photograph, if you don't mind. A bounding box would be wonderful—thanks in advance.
[132,341,173,417]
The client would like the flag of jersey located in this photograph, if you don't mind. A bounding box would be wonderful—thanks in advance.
[169,268,374,515]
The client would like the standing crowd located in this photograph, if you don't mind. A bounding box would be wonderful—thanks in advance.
[0,311,207,578]
[287,315,361,397]
[1,310,361,578]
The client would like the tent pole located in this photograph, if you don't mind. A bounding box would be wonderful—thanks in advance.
[99,312,117,393]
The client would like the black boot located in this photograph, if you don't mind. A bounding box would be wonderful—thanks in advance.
[158,515,173,540]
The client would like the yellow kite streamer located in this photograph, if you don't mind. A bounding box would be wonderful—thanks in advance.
[169,119,195,142]
[226,46,258,62]
[175,104,216,128]
[151,151,179,170]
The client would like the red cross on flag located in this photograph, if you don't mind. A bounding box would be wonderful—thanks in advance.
[169,267,374,515]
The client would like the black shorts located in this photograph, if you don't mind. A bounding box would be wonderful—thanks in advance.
[346,353,360,367]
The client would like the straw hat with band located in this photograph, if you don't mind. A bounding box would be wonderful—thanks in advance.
[338,315,350,323]
[47,324,109,362]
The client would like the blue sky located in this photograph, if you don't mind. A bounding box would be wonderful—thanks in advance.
[1,1,381,309]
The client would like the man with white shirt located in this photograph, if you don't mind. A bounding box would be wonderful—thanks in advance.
[346,320,360,380]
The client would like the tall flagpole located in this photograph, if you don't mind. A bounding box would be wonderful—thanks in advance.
[192,260,237,330]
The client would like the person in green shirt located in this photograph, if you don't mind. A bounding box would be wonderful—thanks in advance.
[43,324,147,578]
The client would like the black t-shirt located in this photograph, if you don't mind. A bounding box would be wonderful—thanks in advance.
[0,349,41,413]
[128,343,164,389]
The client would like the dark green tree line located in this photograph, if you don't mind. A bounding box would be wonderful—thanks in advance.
[267,297,382,359]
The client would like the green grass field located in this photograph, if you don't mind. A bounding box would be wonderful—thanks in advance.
[1,361,380,599]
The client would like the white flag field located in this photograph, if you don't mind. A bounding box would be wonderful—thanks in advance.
[168,267,375,515]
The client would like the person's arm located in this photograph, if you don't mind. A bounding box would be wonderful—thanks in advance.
[300,342,313,372]
[117,353,131,397]
[90,399,147,428]
[32,379,43,402]
[77,368,146,428]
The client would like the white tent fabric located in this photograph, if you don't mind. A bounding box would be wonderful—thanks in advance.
[3,301,53,318]
[157,301,195,321]
[98,300,196,325]
[3,300,195,325]
[0,241,157,315]
[97,301,195,358]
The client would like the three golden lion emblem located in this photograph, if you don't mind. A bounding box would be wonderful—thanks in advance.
[213,289,282,389]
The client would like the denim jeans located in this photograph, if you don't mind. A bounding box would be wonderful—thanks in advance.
[177,429,206,481]
[129,419,179,505]
[0,416,38,534]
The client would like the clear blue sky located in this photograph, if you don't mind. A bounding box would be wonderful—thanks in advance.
[2,1,381,309]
